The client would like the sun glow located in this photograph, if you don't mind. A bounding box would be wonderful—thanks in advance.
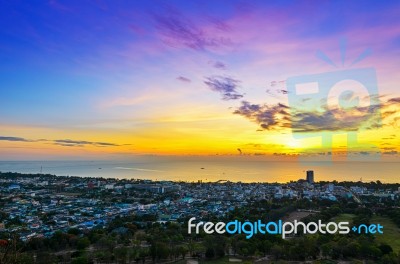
[286,138,301,149]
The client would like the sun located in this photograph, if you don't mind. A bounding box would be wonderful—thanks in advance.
[286,138,301,149]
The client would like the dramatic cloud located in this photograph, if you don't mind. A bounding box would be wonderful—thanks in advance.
[176,76,191,83]
[53,139,121,147]
[233,101,290,130]
[0,136,30,142]
[290,104,382,133]
[233,96,400,132]
[380,96,400,128]
[204,76,244,100]
[154,9,230,51]
[0,136,121,147]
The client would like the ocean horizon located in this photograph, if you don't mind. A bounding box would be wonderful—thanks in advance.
[0,157,398,183]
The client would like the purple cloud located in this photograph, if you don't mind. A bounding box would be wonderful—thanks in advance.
[234,96,400,132]
[233,101,290,130]
[213,61,226,70]
[153,9,230,51]
[176,76,191,83]
[204,76,244,100]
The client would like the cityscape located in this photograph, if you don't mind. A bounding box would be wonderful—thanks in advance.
[1,170,400,241]
[1,170,400,263]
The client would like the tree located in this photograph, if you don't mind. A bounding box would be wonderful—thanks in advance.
[0,234,23,264]
[177,245,188,259]
[343,241,361,258]
[76,237,90,250]
[257,240,272,256]
[205,247,215,259]
[68,228,81,236]
[270,244,283,260]
[150,242,170,261]
[379,243,393,255]
[114,247,128,263]
[321,243,333,259]
[71,256,89,264]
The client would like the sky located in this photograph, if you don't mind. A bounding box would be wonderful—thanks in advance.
[0,0,400,160]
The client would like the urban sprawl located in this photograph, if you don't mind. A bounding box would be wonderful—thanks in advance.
[1,171,399,242]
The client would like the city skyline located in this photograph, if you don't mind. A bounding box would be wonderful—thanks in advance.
[1,1,400,160]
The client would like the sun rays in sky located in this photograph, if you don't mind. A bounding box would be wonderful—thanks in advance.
[0,1,400,159]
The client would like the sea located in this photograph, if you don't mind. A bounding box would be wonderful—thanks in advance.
[0,156,398,183]
[0,156,400,183]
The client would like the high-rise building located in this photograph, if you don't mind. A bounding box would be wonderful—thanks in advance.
[306,170,314,184]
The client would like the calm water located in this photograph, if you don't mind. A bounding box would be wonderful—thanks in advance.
[0,156,399,183]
